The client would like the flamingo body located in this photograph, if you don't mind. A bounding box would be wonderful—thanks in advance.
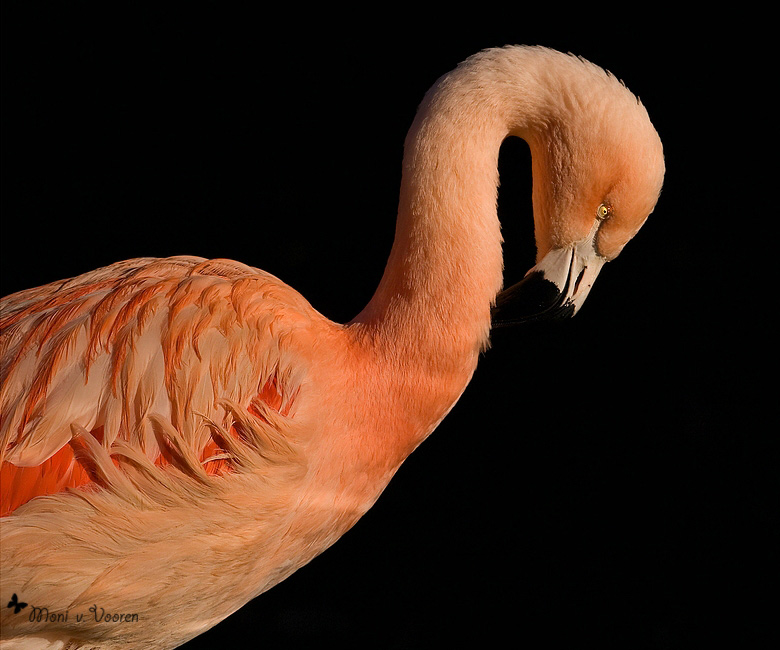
[1,46,664,648]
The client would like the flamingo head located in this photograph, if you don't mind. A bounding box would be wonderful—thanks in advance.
[493,67,665,326]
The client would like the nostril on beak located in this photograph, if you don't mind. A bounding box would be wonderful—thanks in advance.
[573,267,586,295]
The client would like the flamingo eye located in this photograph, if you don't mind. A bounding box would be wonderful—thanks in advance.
[597,204,611,220]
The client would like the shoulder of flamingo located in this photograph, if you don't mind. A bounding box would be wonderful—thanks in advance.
[0,256,317,511]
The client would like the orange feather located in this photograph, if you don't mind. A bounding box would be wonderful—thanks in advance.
[1,46,664,649]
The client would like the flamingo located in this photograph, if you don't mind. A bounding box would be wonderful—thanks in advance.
[0,46,664,649]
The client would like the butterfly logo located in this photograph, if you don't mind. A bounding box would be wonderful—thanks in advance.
[7,593,27,614]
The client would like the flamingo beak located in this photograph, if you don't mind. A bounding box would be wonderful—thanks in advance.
[491,221,607,327]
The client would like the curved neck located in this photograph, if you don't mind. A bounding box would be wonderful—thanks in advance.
[351,48,553,360]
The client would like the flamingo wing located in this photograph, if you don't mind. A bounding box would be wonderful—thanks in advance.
[0,255,316,516]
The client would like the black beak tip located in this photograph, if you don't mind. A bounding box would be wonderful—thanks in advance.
[491,271,575,327]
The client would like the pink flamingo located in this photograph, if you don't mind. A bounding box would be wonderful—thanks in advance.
[0,46,664,649]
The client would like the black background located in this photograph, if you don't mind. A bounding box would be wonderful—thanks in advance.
[1,5,771,649]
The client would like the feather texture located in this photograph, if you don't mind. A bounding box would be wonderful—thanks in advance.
[0,46,664,649]
[1,257,310,475]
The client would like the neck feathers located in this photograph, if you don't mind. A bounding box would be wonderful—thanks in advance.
[352,45,644,355]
